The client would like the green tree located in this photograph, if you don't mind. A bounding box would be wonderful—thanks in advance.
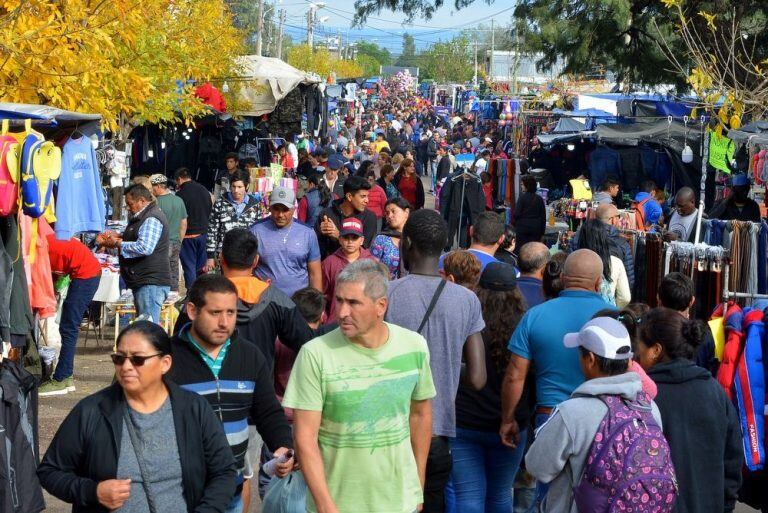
[357,41,392,67]
[396,33,419,67]
[353,0,499,22]
[420,36,474,83]
[356,54,382,76]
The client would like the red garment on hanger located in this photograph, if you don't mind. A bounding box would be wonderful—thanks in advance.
[194,83,227,112]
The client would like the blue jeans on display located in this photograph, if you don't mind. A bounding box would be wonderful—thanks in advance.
[449,427,528,513]
[53,276,100,381]
[180,234,208,289]
[525,413,554,513]
[133,284,169,324]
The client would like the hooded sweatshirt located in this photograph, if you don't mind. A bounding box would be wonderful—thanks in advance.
[525,372,662,513]
[648,359,743,513]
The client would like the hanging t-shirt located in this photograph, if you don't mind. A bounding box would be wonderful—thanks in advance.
[56,136,106,239]
[283,324,436,513]
[709,131,735,174]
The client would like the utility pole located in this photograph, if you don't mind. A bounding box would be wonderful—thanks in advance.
[277,9,285,59]
[255,0,265,56]
[307,8,314,48]
[338,29,342,58]
[473,32,478,88]
[490,19,495,82]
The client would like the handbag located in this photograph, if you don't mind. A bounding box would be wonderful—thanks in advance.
[123,407,159,513]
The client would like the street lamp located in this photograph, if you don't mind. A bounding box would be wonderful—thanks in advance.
[307,2,326,48]
[256,0,283,56]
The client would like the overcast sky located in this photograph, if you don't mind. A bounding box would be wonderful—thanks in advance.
[279,0,514,54]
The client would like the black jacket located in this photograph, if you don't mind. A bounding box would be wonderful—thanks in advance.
[513,191,546,238]
[315,199,377,259]
[439,172,486,226]
[168,327,293,474]
[708,197,762,223]
[38,382,237,513]
[648,359,742,513]
[1,360,44,513]
[393,172,425,210]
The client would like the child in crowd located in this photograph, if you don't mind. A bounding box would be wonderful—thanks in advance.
[481,171,493,210]
[321,217,376,320]
[525,317,672,513]
[442,250,481,291]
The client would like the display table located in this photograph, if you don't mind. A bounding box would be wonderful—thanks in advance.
[111,292,178,348]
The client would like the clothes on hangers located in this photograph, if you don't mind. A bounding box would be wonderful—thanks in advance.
[439,172,485,249]
[56,136,106,239]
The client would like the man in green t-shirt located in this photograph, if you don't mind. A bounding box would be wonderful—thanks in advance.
[151,174,187,295]
[283,259,435,513]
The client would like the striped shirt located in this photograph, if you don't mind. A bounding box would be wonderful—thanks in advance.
[185,332,231,378]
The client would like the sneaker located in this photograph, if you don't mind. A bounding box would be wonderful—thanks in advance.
[39,376,75,396]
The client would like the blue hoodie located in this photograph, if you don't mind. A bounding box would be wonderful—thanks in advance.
[55,137,105,239]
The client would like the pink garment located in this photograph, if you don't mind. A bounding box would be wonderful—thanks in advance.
[631,360,658,399]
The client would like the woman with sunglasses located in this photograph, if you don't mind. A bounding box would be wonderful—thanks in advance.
[39,321,237,513]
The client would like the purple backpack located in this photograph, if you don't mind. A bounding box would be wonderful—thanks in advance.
[573,393,678,513]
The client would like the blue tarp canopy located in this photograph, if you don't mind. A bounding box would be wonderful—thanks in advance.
[0,102,101,137]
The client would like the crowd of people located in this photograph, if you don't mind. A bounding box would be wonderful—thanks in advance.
[35,96,757,513]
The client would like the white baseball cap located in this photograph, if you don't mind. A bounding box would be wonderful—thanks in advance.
[563,317,633,360]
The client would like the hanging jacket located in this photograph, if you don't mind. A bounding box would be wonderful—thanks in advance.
[439,173,486,226]
[0,359,45,513]
[588,146,622,189]
[55,137,106,240]
[716,304,744,400]
[735,308,766,471]
[20,215,56,319]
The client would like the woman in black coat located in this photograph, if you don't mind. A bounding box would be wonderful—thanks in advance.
[38,322,236,513]
[513,174,546,252]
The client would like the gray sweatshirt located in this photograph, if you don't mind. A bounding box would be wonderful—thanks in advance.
[592,190,614,204]
[525,373,663,513]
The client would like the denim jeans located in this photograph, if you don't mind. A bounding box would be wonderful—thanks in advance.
[53,275,100,381]
[449,427,528,513]
[525,412,554,513]
[132,284,169,324]
[223,493,242,513]
[180,234,207,289]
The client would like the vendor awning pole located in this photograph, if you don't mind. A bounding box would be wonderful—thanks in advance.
[694,125,708,245]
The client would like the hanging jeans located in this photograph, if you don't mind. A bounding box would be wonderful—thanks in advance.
[53,275,100,381]
[449,427,528,513]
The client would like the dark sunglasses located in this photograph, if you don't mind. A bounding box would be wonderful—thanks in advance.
[110,353,163,366]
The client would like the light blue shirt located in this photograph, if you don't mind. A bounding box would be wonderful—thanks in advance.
[508,290,613,407]
[251,218,321,297]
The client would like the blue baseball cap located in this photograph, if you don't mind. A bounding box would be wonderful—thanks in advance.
[731,174,750,187]
[327,154,345,170]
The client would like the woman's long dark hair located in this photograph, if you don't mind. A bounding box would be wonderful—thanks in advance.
[356,160,375,178]
[577,219,612,280]
[476,287,527,376]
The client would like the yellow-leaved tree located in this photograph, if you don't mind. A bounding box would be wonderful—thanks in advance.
[287,44,363,81]
[0,0,244,135]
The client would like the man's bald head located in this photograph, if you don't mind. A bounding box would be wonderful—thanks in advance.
[674,187,697,216]
[519,242,550,277]
[596,204,619,225]
[562,249,603,293]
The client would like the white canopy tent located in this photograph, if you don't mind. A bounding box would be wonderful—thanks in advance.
[234,56,321,117]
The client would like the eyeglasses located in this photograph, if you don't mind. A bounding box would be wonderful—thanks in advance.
[110,353,163,366]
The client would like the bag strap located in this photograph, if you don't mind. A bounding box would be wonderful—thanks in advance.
[417,279,447,334]
[123,407,159,513]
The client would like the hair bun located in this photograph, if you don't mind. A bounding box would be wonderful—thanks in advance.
[681,319,705,349]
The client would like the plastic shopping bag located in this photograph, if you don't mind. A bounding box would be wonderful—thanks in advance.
[262,471,307,513]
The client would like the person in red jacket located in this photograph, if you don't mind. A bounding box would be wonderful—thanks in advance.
[321,218,377,320]
[359,167,387,231]
[39,234,102,396]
